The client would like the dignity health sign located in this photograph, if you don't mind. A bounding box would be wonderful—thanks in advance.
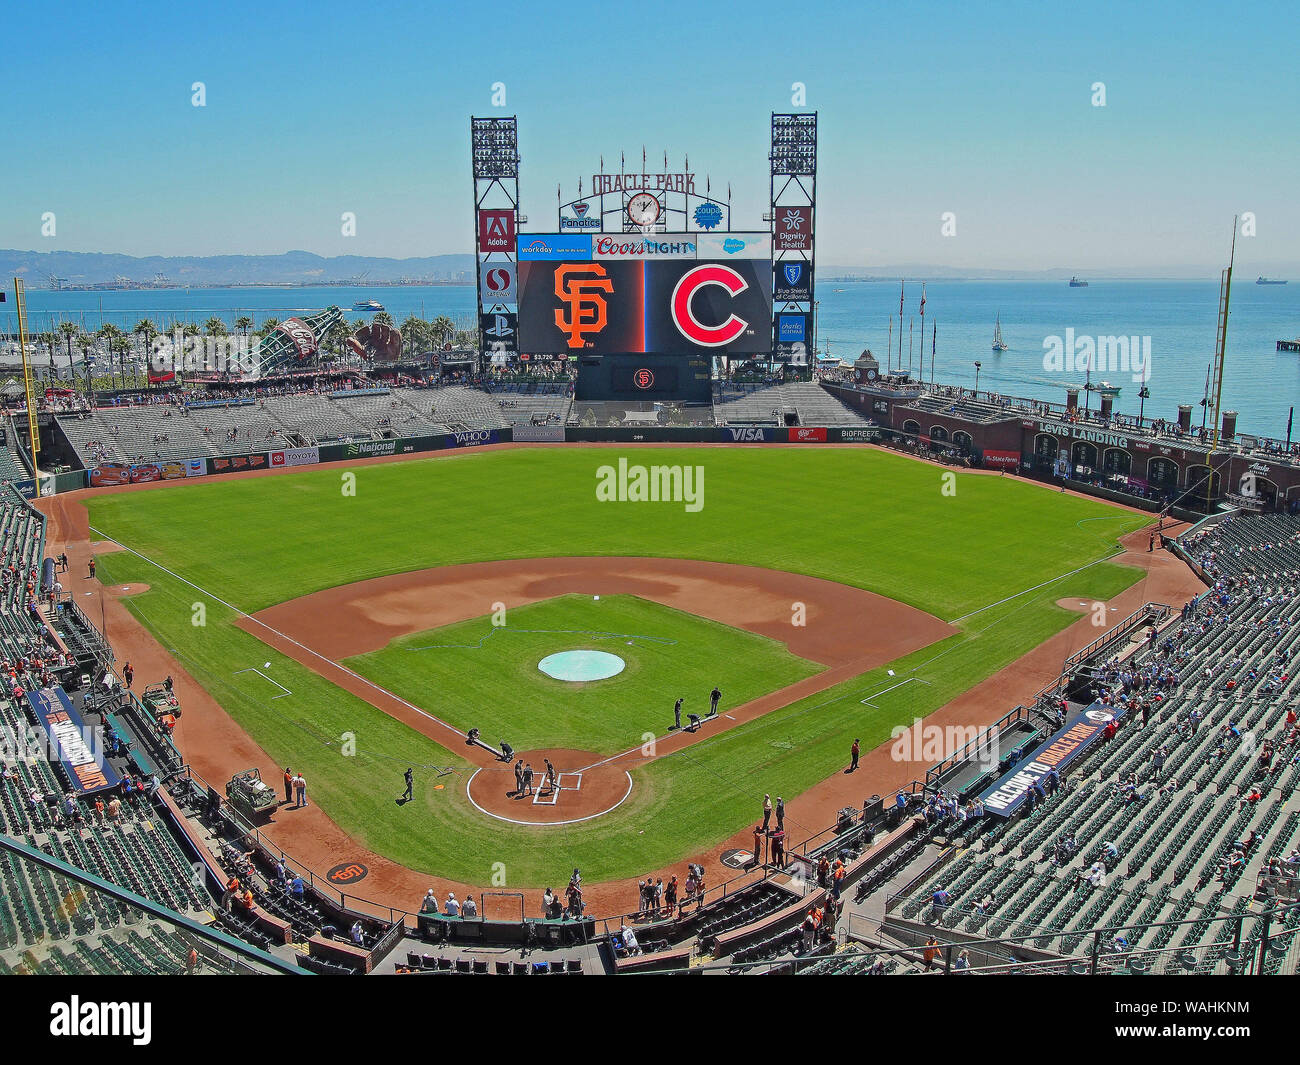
[977,702,1123,817]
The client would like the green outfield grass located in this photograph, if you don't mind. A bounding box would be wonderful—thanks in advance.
[343,594,821,755]
[85,446,1153,889]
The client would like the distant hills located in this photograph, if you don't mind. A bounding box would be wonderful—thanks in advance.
[1,249,476,287]
[2,248,1292,288]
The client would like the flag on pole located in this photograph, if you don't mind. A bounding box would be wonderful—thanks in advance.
[899,281,905,318]
[919,284,927,317]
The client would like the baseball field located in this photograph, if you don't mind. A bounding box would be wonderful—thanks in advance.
[80,445,1149,888]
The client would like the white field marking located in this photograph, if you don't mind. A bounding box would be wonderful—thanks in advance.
[947,551,1123,625]
[233,667,292,700]
[87,528,469,740]
[859,675,932,708]
[465,768,633,827]
[532,770,581,806]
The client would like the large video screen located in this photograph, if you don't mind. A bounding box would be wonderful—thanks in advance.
[518,258,772,355]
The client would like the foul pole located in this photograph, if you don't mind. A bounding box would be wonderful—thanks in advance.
[13,279,40,480]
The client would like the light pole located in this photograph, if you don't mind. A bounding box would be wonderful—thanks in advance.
[973,361,982,395]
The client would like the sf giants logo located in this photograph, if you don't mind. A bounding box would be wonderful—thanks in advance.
[671,263,749,347]
[554,263,614,348]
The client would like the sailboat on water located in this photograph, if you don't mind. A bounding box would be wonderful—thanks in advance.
[992,314,1008,352]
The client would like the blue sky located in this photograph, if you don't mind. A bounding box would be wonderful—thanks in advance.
[5,0,1297,271]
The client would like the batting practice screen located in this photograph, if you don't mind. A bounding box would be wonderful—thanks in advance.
[517,259,772,356]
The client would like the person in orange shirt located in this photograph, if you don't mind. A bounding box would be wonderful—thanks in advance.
[241,888,255,911]
[923,937,939,969]
[283,768,293,804]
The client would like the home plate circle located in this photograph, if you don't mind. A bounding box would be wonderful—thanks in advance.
[538,650,625,682]
[466,748,633,826]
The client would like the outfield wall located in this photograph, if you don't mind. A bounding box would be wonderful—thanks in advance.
[64,425,897,493]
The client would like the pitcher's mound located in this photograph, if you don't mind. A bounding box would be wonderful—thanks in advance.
[466,748,633,826]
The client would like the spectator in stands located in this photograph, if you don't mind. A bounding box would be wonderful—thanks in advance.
[462,896,478,917]
[289,875,305,900]
[922,937,939,969]
[1077,862,1106,894]
[931,886,951,913]
[619,924,641,956]
[444,892,460,917]
[420,890,439,915]
[953,950,971,972]
[350,921,365,945]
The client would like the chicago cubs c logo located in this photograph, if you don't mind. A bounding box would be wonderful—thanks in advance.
[554,263,614,348]
[670,264,749,347]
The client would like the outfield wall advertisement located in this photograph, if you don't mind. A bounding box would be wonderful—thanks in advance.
[69,423,901,494]
[512,425,566,442]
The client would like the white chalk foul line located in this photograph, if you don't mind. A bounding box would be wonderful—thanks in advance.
[87,527,472,743]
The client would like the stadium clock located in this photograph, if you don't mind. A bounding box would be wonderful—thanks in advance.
[627,192,661,227]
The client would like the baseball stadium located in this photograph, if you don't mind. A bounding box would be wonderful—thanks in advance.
[1,110,1298,993]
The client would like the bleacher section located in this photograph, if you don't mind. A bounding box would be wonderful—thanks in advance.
[54,385,516,467]
[712,381,873,427]
[51,379,877,467]
[1,417,31,483]
[874,513,1300,973]
[489,382,572,427]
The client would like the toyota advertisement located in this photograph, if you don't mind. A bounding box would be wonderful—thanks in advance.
[517,258,772,355]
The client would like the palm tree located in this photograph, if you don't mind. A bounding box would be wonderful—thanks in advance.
[76,332,97,401]
[430,316,455,349]
[134,319,158,386]
[180,322,200,385]
[111,335,133,389]
[97,324,122,389]
[36,332,58,379]
[400,315,426,358]
[327,320,352,360]
[204,317,229,378]
[373,310,394,327]
[57,321,80,385]
[256,317,279,339]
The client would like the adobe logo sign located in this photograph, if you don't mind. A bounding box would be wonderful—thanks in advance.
[478,209,515,252]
